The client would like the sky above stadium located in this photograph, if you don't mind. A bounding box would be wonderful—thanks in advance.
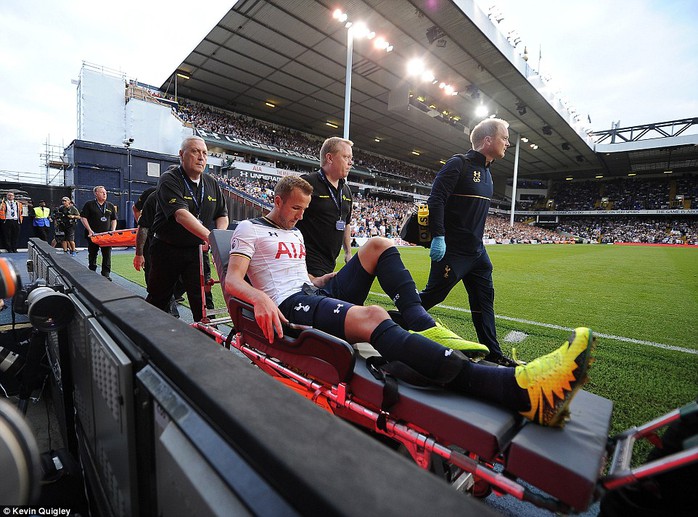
[476,0,698,129]
[1,0,697,183]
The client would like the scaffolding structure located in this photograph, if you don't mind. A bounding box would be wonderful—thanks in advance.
[40,137,68,185]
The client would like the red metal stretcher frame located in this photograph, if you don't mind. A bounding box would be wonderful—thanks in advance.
[191,229,698,514]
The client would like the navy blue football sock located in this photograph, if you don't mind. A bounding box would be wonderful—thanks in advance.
[447,361,529,412]
[371,319,530,411]
[375,247,434,331]
[370,320,463,381]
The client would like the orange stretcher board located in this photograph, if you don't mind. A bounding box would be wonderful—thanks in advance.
[90,228,137,247]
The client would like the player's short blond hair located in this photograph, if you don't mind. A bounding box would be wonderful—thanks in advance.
[274,175,313,200]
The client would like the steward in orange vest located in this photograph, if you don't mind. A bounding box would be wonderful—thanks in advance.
[0,192,24,252]
[0,194,23,223]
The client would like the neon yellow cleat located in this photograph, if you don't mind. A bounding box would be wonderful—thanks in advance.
[515,327,595,427]
[413,322,490,359]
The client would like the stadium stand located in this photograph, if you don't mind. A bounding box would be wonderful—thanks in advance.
[486,215,567,244]
[213,165,698,247]
[177,99,436,184]
[349,195,413,239]
[547,175,698,211]
[115,84,696,250]
[113,81,698,249]
[555,217,698,245]
[213,172,697,245]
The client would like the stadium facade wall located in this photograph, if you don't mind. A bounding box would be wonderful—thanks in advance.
[77,66,125,145]
[125,98,190,156]
[64,140,179,237]
[77,65,191,156]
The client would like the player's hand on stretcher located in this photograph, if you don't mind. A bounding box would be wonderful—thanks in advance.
[253,294,289,343]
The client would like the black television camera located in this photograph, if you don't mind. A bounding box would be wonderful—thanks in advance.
[1,257,74,332]
[12,278,74,332]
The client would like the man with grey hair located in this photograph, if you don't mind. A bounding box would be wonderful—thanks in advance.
[146,135,228,322]
[81,186,117,278]
[421,117,518,366]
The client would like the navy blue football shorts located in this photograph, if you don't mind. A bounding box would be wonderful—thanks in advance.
[322,253,374,305]
[279,289,354,340]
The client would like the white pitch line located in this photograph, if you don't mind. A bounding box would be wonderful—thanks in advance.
[369,292,698,355]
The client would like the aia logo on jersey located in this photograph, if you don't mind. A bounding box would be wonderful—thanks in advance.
[473,171,481,183]
[275,241,306,259]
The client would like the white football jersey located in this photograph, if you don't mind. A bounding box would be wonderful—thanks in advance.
[230,217,310,305]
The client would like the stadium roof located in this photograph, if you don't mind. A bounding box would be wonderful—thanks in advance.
[162,0,698,183]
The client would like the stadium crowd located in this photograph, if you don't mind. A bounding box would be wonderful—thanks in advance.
[548,175,697,211]
[486,215,566,243]
[349,195,412,239]
[175,99,697,216]
[555,217,698,244]
[177,100,436,184]
[218,175,276,205]
[212,174,697,245]
[170,96,698,246]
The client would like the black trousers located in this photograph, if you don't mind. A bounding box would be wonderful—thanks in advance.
[144,244,208,305]
[2,219,20,252]
[420,249,503,357]
[146,238,206,322]
[33,225,49,242]
[87,240,112,278]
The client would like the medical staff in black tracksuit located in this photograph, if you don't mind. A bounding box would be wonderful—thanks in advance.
[420,117,518,366]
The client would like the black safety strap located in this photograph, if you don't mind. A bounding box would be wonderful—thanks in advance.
[375,359,441,387]
[364,347,471,431]
[224,328,235,350]
[366,356,453,431]
[366,356,400,431]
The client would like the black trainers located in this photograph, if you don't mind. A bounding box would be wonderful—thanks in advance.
[484,353,522,367]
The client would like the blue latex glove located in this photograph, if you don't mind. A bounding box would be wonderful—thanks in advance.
[429,236,446,262]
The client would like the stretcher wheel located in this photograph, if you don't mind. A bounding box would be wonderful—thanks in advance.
[472,477,492,498]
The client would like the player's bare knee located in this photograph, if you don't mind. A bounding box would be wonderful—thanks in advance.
[363,304,390,325]
[345,305,390,342]
[358,237,393,265]
[366,237,393,254]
